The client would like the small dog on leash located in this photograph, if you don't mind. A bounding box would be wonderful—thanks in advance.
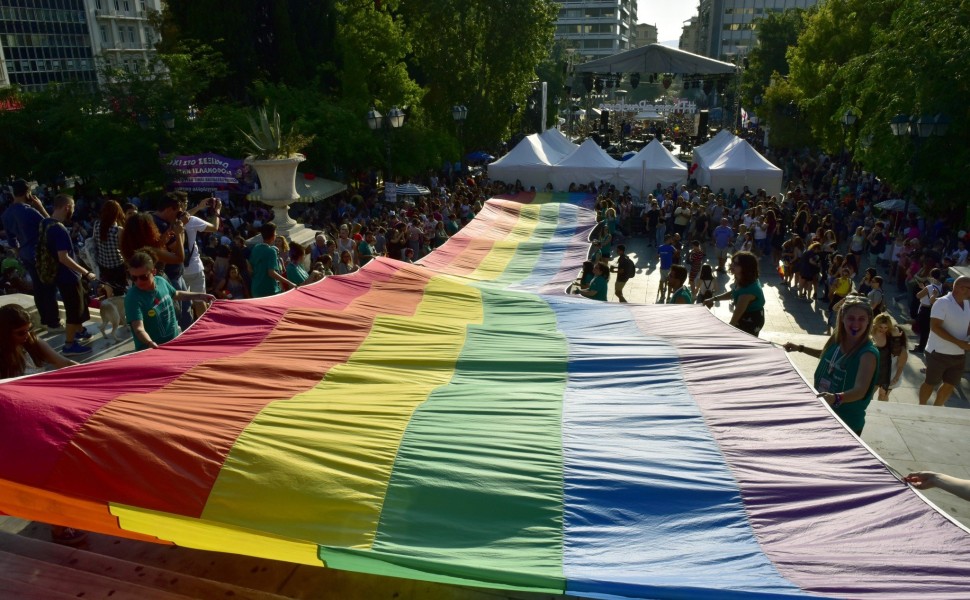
[97,284,126,343]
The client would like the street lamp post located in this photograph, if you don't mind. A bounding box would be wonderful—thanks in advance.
[451,104,468,183]
[839,108,857,187]
[367,105,405,185]
[889,112,951,230]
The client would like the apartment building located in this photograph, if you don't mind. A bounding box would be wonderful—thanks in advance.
[555,0,638,60]
[0,0,160,93]
[695,0,819,60]
[0,0,99,93]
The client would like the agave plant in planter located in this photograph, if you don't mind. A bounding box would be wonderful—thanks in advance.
[242,106,315,236]
[241,106,314,160]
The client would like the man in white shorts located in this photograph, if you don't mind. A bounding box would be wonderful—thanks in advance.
[919,276,970,406]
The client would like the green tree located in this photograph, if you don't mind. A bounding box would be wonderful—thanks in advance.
[855,0,969,216]
[787,0,967,216]
[741,9,806,113]
[157,0,339,101]
[761,74,814,150]
[0,87,44,180]
[330,0,428,179]
[786,0,899,155]
[399,0,558,151]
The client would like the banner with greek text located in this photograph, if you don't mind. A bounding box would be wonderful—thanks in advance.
[168,153,248,192]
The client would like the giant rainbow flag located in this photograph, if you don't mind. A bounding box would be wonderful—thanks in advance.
[1,192,969,599]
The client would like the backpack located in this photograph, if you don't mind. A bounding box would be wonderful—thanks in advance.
[36,219,60,285]
[624,256,636,278]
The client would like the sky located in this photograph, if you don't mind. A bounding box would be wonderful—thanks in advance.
[637,1,698,44]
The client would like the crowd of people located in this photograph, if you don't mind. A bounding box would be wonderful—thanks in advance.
[0,173,505,354]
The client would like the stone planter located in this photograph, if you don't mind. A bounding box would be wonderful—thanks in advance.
[246,154,313,245]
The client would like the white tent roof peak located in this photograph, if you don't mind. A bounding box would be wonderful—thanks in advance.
[617,138,688,192]
[491,134,561,168]
[709,140,782,171]
[555,139,619,168]
[539,128,578,157]
[488,134,558,190]
[700,138,783,195]
[693,130,743,169]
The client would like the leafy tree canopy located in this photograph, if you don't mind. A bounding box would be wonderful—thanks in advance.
[398,0,558,150]
[786,0,968,214]
[741,9,806,111]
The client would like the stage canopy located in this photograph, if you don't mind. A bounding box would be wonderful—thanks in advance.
[2,192,970,599]
[576,43,737,76]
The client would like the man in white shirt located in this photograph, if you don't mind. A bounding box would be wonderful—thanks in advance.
[919,276,970,406]
[181,196,221,319]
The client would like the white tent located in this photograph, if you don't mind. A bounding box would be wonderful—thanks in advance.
[618,138,688,196]
[702,139,783,196]
[549,139,621,192]
[488,134,559,190]
[693,129,741,170]
[539,128,579,157]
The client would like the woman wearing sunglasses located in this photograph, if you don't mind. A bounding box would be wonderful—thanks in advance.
[0,304,76,379]
[0,304,86,544]
[125,250,214,351]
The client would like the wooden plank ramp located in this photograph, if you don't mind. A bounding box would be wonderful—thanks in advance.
[1,524,561,600]
[0,530,290,600]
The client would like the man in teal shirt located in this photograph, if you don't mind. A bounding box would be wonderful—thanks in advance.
[249,223,295,298]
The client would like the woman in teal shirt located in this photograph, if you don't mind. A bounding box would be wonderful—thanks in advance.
[667,264,693,304]
[784,296,878,434]
[286,244,310,286]
[705,250,765,336]
[577,262,609,301]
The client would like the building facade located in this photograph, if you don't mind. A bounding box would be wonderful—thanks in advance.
[0,0,160,94]
[633,22,657,48]
[695,0,819,60]
[554,0,638,60]
[679,16,702,55]
[0,0,99,93]
[86,0,160,78]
